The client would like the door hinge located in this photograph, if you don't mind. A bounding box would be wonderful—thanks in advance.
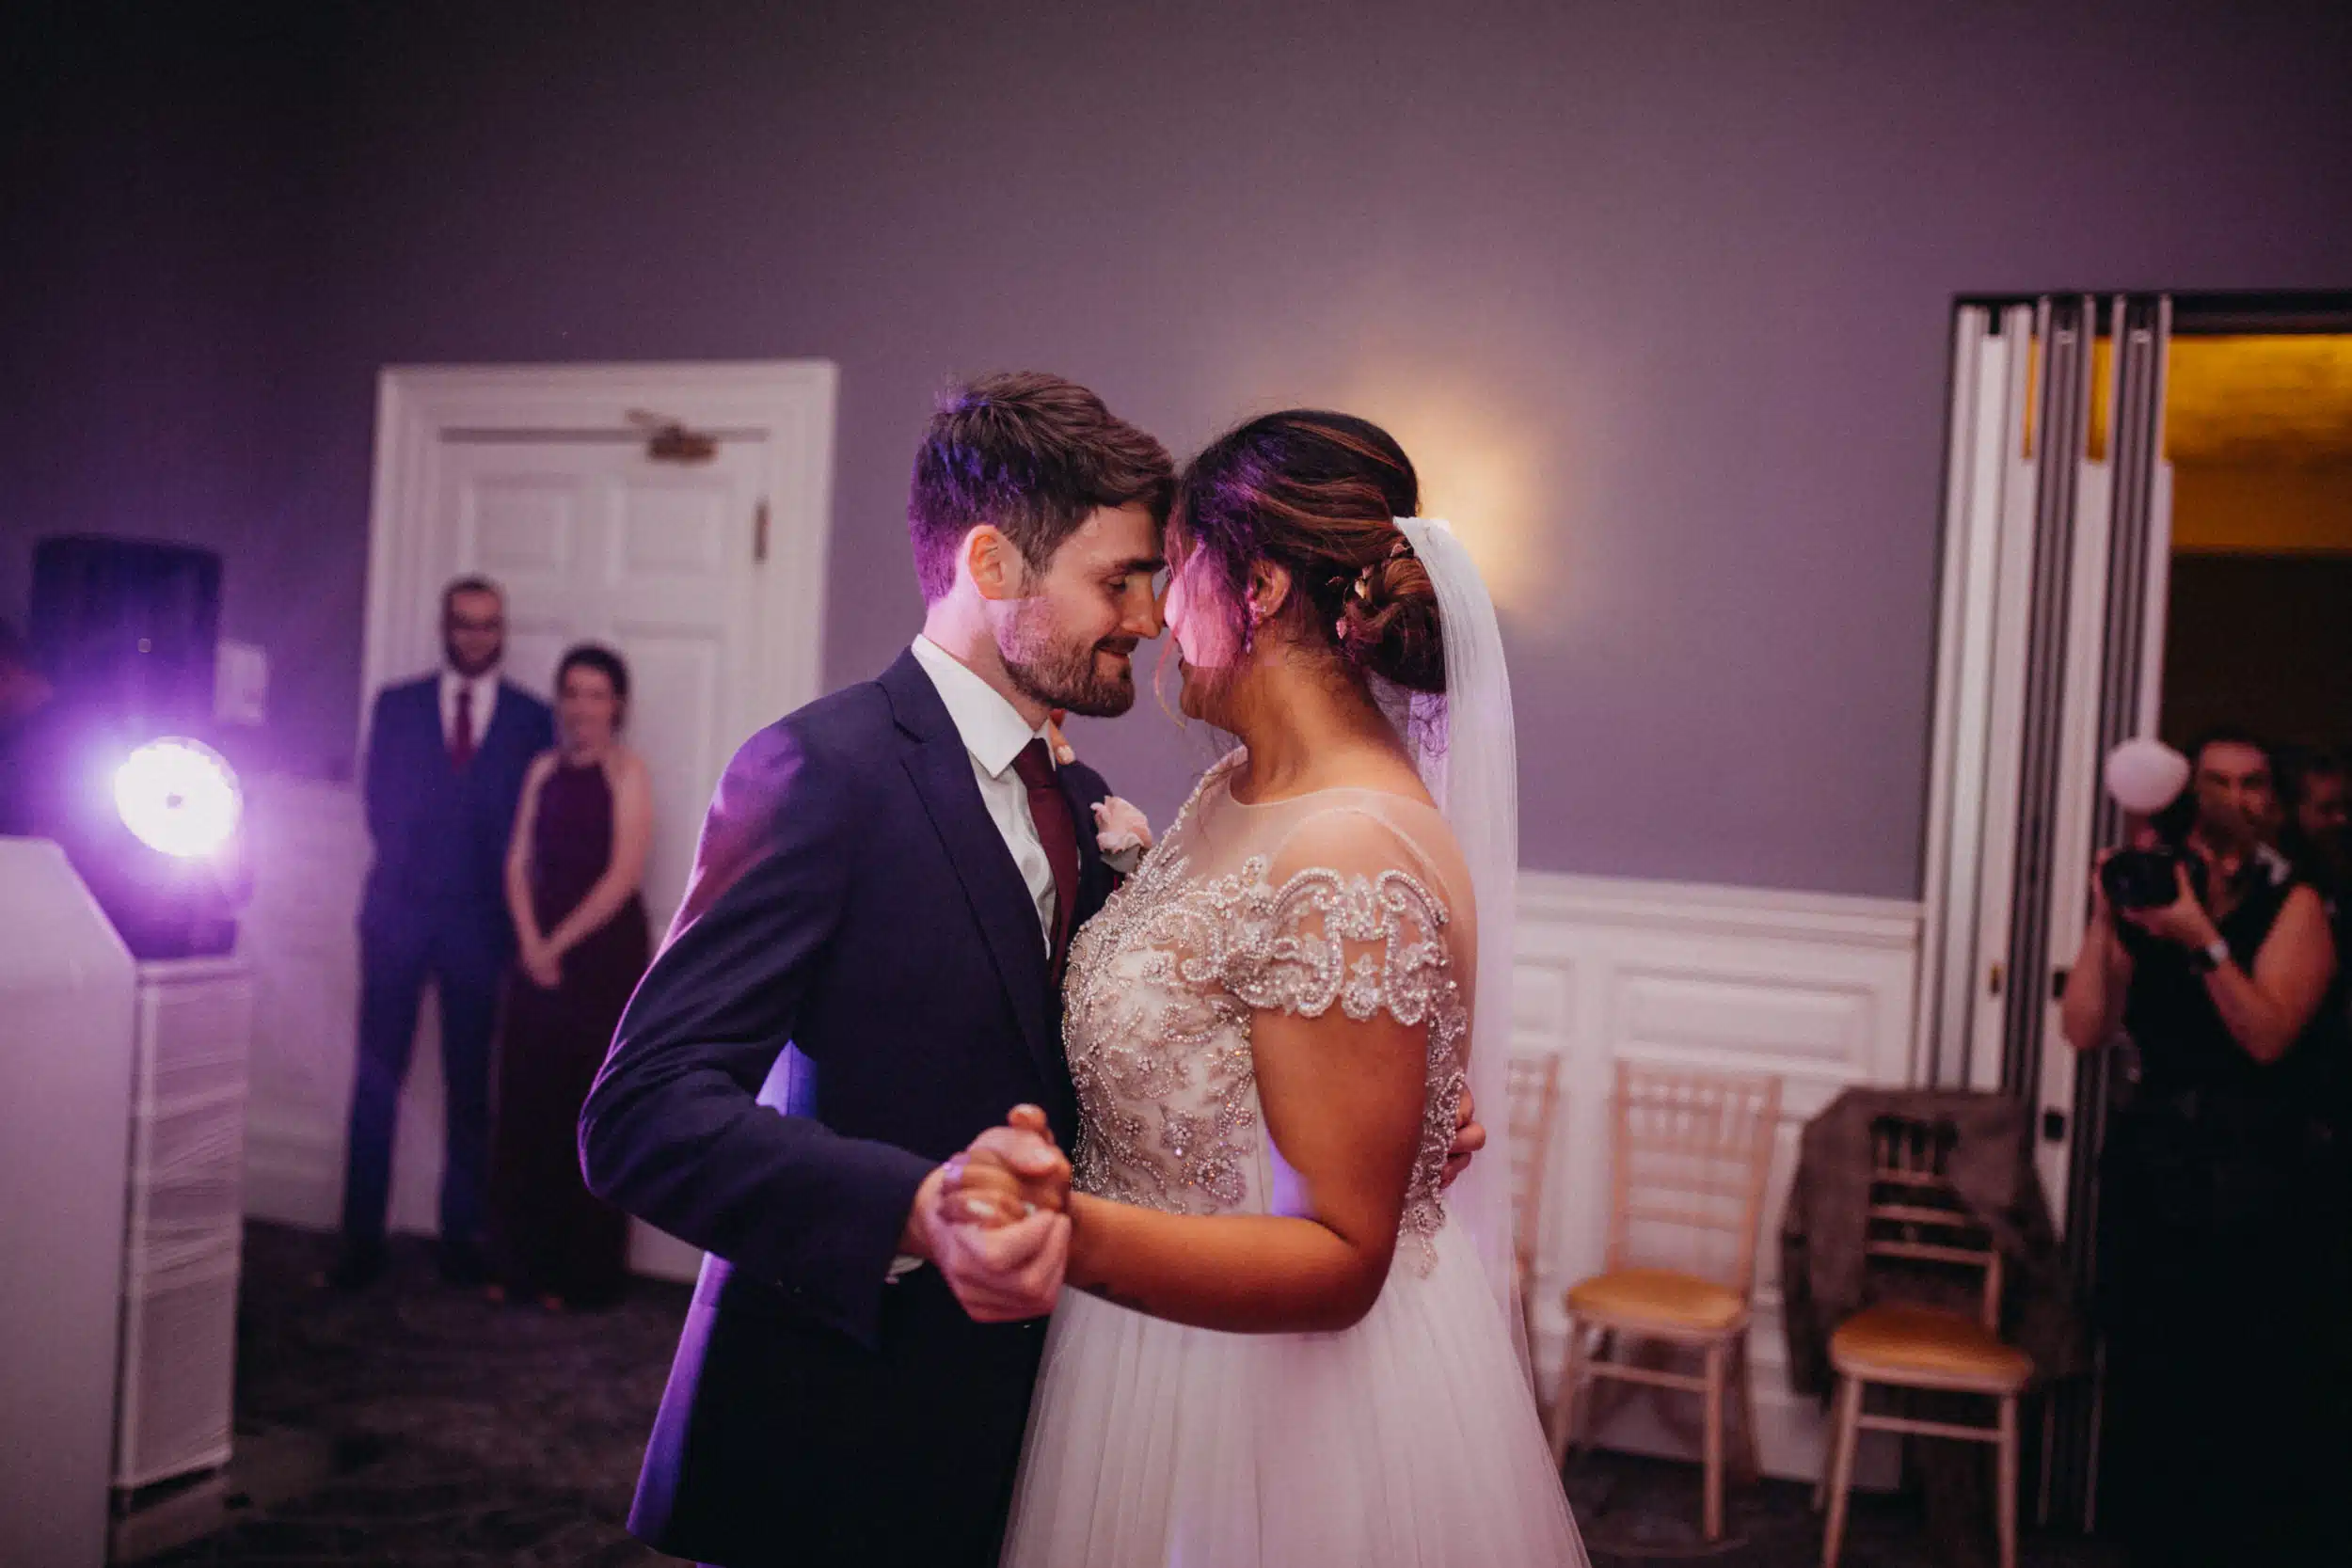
[755,499,770,564]
[1988,960,2005,997]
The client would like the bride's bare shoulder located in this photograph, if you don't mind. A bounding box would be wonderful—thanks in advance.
[1266,794,1467,900]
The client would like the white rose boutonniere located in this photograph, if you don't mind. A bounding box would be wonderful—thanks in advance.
[1091,797,1153,876]
[1049,714,1152,874]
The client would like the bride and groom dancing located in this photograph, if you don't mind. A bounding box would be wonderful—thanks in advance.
[580,373,1587,1566]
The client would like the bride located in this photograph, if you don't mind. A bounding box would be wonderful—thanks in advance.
[942,410,1588,1566]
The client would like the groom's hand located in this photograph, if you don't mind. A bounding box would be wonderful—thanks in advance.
[939,1145,1065,1227]
[1441,1088,1486,1189]
[930,1198,1071,1323]
[970,1109,1072,1210]
[928,1107,1075,1321]
[936,1113,1073,1227]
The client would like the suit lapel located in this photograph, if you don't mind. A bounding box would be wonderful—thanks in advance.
[404,679,453,769]
[1058,767,1113,931]
[483,679,533,762]
[882,654,1062,1084]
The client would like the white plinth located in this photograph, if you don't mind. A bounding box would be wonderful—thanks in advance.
[0,838,137,1568]
[118,956,253,1491]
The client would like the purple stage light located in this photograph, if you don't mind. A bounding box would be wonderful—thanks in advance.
[112,737,242,859]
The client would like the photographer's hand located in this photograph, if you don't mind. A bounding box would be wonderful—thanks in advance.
[2120,862,2221,951]
[2088,849,2118,924]
[2062,851,2136,1053]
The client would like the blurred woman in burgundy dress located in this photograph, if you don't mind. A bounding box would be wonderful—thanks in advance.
[489,644,653,1308]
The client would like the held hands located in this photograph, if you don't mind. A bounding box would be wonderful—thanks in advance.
[922,1106,1074,1323]
[923,1087,1481,1323]
[940,1107,1073,1226]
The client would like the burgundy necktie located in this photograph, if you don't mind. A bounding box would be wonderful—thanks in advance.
[1012,738,1080,978]
[451,686,477,770]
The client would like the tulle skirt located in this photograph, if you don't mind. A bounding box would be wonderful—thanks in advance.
[1000,1218,1588,1567]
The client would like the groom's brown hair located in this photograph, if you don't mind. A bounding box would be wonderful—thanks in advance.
[908,372,1174,603]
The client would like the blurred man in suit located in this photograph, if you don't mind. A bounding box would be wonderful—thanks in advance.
[328,576,554,1291]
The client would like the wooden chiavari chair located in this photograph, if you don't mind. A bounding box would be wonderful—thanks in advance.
[1548,1061,1781,1541]
[1504,1053,1564,1371]
[1815,1116,2029,1568]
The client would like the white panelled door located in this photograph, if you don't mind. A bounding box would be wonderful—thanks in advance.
[364,362,835,1281]
[437,436,765,927]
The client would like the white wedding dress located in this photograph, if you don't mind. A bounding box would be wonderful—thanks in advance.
[999,752,1588,1567]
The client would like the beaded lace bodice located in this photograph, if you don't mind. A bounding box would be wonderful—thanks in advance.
[1062,751,1476,1271]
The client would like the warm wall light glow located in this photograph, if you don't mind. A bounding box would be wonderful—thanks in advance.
[2165,335,2352,466]
[114,738,243,858]
[1329,369,1553,620]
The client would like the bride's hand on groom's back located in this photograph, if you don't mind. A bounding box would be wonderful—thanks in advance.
[1441,1088,1486,1189]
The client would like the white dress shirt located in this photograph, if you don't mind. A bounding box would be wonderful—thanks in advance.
[909,636,1059,953]
[894,638,1063,1283]
[438,666,502,752]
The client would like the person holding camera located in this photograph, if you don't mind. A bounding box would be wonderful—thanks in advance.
[2060,729,2350,1567]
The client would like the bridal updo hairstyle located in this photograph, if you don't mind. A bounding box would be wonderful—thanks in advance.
[1170,410,1445,693]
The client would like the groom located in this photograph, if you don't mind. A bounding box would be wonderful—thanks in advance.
[582,373,1480,1567]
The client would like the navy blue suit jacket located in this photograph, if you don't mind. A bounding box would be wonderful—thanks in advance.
[580,650,1119,1568]
[359,674,553,948]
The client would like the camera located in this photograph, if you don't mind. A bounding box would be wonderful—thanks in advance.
[2101,845,2205,911]
[2098,736,2204,912]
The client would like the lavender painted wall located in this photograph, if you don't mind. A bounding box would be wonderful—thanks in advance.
[7,1,2349,896]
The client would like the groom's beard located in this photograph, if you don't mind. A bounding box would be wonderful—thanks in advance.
[1002,610,1139,719]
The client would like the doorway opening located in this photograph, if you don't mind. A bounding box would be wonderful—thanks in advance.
[1916,291,2352,1542]
[2157,331,2352,757]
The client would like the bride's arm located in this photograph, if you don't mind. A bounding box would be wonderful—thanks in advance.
[1060,993,1428,1334]
[944,812,1464,1334]
[1057,811,1455,1334]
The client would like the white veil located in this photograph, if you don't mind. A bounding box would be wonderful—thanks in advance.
[1381,515,1528,1377]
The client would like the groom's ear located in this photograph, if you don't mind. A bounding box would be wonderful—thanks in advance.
[965,526,1025,602]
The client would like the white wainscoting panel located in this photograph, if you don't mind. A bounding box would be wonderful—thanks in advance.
[1514,871,1922,1485]
[238,774,369,1233]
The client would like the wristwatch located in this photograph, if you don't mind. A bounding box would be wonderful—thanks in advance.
[2187,937,2229,975]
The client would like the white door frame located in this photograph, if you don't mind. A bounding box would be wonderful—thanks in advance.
[355,360,834,1280]
[1915,298,2174,1196]
[361,360,837,744]
[1914,304,2041,1091]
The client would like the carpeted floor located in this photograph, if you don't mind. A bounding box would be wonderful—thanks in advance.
[142,1223,2124,1567]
